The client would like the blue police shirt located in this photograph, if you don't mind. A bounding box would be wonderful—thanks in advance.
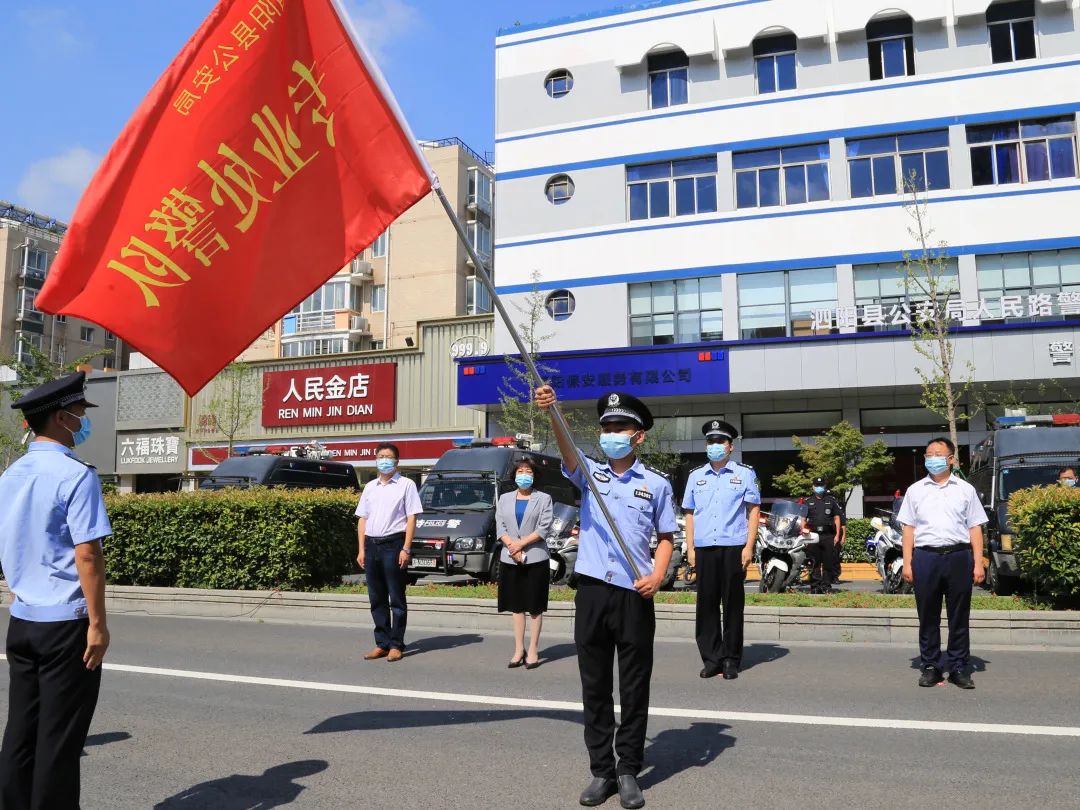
[564,456,678,591]
[0,442,112,622]
[681,461,761,547]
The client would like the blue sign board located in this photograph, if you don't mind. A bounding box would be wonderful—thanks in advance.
[458,347,729,406]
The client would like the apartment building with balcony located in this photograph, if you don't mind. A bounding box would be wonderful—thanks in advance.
[241,138,495,361]
[462,0,1080,515]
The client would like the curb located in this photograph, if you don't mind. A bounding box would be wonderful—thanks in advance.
[14,585,1075,648]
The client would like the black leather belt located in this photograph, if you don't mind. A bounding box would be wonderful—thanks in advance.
[367,532,406,545]
[916,544,970,555]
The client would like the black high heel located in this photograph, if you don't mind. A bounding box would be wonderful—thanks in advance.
[525,657,541,670]
[508,654,526,669]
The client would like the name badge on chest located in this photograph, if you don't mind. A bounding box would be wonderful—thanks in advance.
[633,488,653,501]
[729,476,742,487]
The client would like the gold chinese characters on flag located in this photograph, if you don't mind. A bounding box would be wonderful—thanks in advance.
[36,0,433,394]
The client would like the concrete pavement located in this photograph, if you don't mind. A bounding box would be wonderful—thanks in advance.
[1,610,1078,808]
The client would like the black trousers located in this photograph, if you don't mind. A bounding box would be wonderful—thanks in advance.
[694,546,746,668]
[913,546,973,673]
[574,576,655,779]
[810,533,838,589]
[1,617,101,810]
[364,533,408,651]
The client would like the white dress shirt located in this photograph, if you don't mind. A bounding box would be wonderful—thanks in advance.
[897,475,988,547]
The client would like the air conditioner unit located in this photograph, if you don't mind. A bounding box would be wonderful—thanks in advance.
[350,259,373,284]
[349,315,370,334]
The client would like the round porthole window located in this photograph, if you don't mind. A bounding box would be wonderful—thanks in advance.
[545,289,576,321]
[545,174,575,205]
[545,69,574,98]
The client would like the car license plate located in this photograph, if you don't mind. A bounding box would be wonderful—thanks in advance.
[414,558,437,569]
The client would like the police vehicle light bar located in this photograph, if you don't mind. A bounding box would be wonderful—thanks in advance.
[995,413,1080,427]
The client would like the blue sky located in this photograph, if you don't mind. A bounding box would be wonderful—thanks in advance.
[0,0,606,222]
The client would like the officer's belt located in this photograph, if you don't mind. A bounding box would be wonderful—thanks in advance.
[367,532,406,545]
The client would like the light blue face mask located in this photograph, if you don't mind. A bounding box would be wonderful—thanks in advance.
[813,486,825,495]
[375,458,396,475]
[63,411,92,447]
[599,431,636,460]
[706,443,728,462]
[515,474,534,490]
[1062,478,1077,487]
[924,456,949,475]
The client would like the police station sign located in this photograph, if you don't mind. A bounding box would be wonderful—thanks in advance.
[262,363,396,427]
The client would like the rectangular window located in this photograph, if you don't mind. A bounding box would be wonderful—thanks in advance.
[371,230,388,258]
[862,406,965,434]
[988,0,1036,64]
[738,268,837,339]
[466,275,492,315]
[80,326,95,342]
[976,249,1080,323]
[371,284,386,312]
[628,277,723,346]
[848,130,950,197]
[25,248,49,272]
[867,17,915,80]
[853,260,959,332]
[54,314,67,324]
[16,288,43,322]
[754,34,797,95]
[468,168,492,211]
[734,144,829,208]
[15,332,42,365]
[627,156,717,220]
[467,220,492,261]
[647,50,689,109]
[968,117,1077,186]
[105,331,116,341]
[743,410,842,439]
[281,336,352,358]
[369,339,385,351]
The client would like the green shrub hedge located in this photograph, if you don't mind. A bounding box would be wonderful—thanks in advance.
[103,488,359,590]
[1007,485,1080,597]
[841,518,874,563]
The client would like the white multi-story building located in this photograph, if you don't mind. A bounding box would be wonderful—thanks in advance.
[460,0,1080,514]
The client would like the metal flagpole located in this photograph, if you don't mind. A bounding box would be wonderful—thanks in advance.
[432,179,642,582]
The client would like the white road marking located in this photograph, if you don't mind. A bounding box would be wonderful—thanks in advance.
[3,655,1074,738]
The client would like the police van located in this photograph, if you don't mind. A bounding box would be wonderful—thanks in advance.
[968,413,1080,595]
[200,452,360,491]
[408,438,579,582]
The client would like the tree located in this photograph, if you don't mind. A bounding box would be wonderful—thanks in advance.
[903,177,974,456]
[774,420,893,507]
[637,419,682,478]
[200,361,264,463]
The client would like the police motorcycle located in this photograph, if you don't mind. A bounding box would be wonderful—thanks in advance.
[548,505,580,587]
[865,494,911,594]
[649,515,687,591]
[756,500,820,593]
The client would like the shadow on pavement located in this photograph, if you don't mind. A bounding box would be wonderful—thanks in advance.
[402,633,484,657]
[82,731,131,756]
[539,642,578,664]
[908,655,990,672]
[739,643,789,672]
[153,759,327,809]
[307,708,582,735]
[639,722,735,789]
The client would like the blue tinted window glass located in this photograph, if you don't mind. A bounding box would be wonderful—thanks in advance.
[847,136,896,157]
[898,130,949,151]
[1049,138,1077,179]
[735,171,758,208]
[776,52,797,90]
[784,165,807,204]
[649,180,670,217]
[783,143,829,163]
[282,315,297,335]
[970,145,995,185]
[733,149,780,169]
[759,168,781,206]
[669,69,688,105]
[756,56,776,94]
[650,72,669,108]
[881,38,907,78]
[924,150,950,189]
[806,163,830,201]
[849,159,874,197]
[674,177,696,216]
[899,152,924,192]
[995,143,1021,183]
[627,162,671,182]
[1025,141,1049,181]
[1022,118,1076,139]
[967,123,1019,144]
[673,157,718,176]
[872,155,897,194]
[629,184,649,220]
[696,176,717,213]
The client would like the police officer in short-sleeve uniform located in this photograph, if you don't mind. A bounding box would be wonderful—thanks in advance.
[534,387,677,810]
[0,372,112,810]
[807,476,842,593]
[682,420,761,681]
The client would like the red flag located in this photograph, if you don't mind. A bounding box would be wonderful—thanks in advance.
[36,0,433,395]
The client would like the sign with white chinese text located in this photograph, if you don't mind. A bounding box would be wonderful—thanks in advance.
[1050,341,1074,365]
[117,431,185,474]
[261,363,396,427]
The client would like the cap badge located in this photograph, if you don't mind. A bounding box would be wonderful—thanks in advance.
[608,393,620,406]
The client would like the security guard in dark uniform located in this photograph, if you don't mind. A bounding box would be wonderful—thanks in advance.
[534,386,676,810]
[830,490,847,584]
[0,372,111,810]
[682,420,760,680]
[807,476,842,593]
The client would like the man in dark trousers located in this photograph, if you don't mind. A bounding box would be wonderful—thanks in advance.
[535,386,676,810]
[899,437,987,689]
[683,419,760,680]
[807,477,842,593]
[0,372,111,810]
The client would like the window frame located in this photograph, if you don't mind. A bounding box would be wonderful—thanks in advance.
[647,50,689,110]
[371,284,386,313]
[737,268,839,339]
[987,1,1037,64]
[544,69,574,98]
[17,288,43,322]
[79,326,95,343]
[975,249,1080,324]
[370,231,388,258]
[852,259,960,333]
[753,33,797,95]
[847,130,951,198]
[968,117,1077,186]
[628,278,723,346]
[626,157,718,221]
[545,174,575,205]
[866,17,915,80]
[734,144,831,209]
[465,275,493,315]
[545,289,576,322]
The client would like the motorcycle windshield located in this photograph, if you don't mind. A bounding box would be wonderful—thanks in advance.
[766,501,808,536]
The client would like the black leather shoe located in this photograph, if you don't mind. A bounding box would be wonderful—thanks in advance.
[722,659,739,680]
[918,666,943,687]
[579,777,617,807]
[617,774,645,809]
[699,663,722,679]
[948,671,975,689]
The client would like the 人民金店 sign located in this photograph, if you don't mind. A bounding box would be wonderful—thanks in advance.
[262,363,396,427]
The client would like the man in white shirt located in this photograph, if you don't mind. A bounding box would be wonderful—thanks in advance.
[898,437,987,689]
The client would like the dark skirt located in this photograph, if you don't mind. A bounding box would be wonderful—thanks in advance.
[498,560,550,615]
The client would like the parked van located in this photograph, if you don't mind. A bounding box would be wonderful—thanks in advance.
[409,439,579,582]
[200,453,360,491]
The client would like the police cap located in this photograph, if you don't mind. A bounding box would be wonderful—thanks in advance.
[596,391,653,431]
[702,419,738,441]
[10,372,97,417]
[813,476,827,486]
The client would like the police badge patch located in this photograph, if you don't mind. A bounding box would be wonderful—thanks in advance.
[633,489,653,501]
[593,471,611,483]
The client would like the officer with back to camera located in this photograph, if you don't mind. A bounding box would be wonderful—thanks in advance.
[0,372,111,810]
